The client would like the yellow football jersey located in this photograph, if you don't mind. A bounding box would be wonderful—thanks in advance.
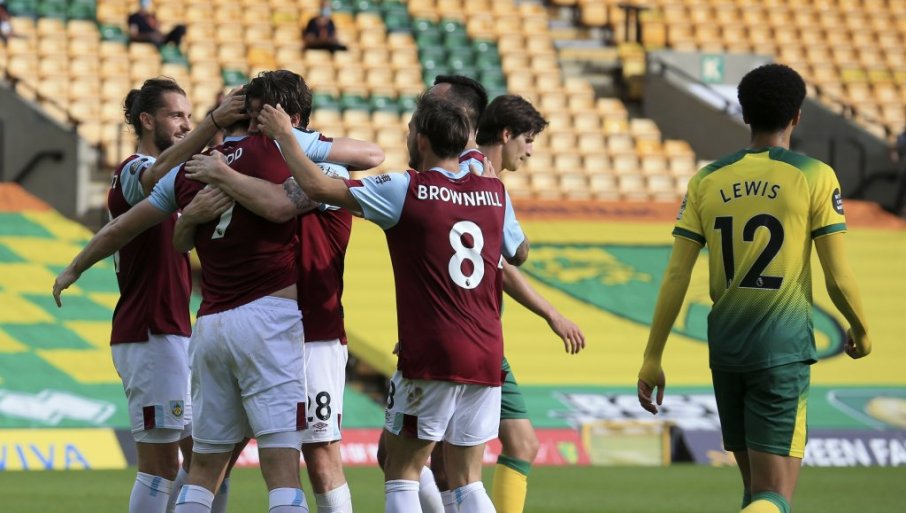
[674,147,846,371]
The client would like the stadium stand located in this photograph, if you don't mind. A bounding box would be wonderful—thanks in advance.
[569,0,906,141]
[0,0,697,203]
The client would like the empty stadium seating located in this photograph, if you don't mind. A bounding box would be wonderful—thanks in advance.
[572,0,906,142]
[0,0,698,202]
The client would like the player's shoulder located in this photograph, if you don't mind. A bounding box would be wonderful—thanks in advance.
[117,153,154,174]
[766,147,832,175]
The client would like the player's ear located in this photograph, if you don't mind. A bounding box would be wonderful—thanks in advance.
[290,112,302,127]
[791,109,802,127]
[139,111,154,133]
[501,128,511,144]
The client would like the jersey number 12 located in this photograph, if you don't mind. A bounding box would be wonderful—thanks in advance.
[714,214,784,290]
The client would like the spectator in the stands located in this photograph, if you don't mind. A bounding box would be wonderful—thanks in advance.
[303,0,347,53]
[0,0,14,46]
[128,0,186,49]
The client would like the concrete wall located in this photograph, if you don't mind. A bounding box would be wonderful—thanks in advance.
[0,84,81,217]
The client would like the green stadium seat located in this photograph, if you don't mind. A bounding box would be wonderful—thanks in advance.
[475,52,501,68]
[418,45,446,62]
[415,31,442,47]
[370,95,399,113]
[221,69,248,87]
[160,46,188,66]
[443,32,470,50]
[440,19,465,35]
[37,0,67,19]
[383,13,410,33]
[398,93,418,112]
[329,0,354,14]
[353,0,379,14]
[339,93,371,111]
[447,54,475,71]
[99,24,129,43]
[6,0,37,17]
[480,69,507,89]
[313,93,341,111]
[412,18,434,33]
[472,40,498,54]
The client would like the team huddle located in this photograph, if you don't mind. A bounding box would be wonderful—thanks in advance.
[51,63,874,513]
[51,70,585,513]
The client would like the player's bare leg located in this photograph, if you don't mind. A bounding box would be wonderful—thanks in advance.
[383,430,437,513]
[443,442,496,513]
[166,436,194,513]
[740,449,801,513]
[303,441,352,512]
[733,450,753,508]
[492,418,539,513]
[259,446,309,513]
[428,443,451,513]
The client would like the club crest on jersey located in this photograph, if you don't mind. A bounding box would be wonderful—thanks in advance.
[832,188,845,215]
[170,400,184,418]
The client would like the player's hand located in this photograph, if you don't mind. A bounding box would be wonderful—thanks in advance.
[547,313,586,354]
[185,151,229,184]
[52,265,82,307]
[480,157,499,179]
[181,186,233,225]
[844,328,872,359]
[212,86,248,126]
[637,369,666,415]
[258,104,293,140]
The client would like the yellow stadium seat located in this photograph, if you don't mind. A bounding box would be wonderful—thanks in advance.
[560,174,592,200]
[583,152,610,174]
[647,174,677,202]
[618,174,648,201]
[641,155,668,176]
[530,173,561,200]
[38,55,68,76]
[589,173,620,201]
[554,153,583,175]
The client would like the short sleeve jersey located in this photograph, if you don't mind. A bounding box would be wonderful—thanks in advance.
[346,167,526,386]
[107,154,191,344]
[674,147,847,372]
[149,136,299,316]
[297,162,353,344]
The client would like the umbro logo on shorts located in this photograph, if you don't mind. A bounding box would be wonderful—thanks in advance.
[312,422,329,433]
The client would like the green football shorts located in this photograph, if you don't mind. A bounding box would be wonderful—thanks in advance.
[500,356,529,420]
[711,361,810,458]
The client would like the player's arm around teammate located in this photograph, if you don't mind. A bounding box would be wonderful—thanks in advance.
[139,88,247,194]
[171,186,234,253]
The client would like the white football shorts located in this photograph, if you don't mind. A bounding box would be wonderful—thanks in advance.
[190,296,306,448]
[112,333,192,443]
[302,339,348,444]
[384,371,501,446]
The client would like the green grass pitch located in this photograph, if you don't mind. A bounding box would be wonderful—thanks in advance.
[0,465,901,512]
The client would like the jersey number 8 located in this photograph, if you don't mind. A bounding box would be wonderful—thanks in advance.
[448,220,485,289]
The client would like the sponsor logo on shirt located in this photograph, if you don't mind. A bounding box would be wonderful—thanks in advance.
[832,188,845,215]
[676,194,688,220]
[373,174,392,185]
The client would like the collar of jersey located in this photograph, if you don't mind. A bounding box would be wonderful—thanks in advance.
[427,166,470,180]
[224,135,247,142]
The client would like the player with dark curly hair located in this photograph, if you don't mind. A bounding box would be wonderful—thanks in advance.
[637,63,872,513]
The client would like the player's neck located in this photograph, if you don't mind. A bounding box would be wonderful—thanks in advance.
[748,128,792,150]
[421,154,460,174]
[477,144,503,172]
[136,138,162,158]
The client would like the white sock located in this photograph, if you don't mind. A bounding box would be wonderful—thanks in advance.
[166,467,189,513]
[174,484,214,513]
[269,487,309,513]
[418,467,444,513]
[452,482,494,513]
[314,482,352,513]
[385,480,420,513]
[130,472,174,513]
[211,477,231,513]
[441,490,457,513]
